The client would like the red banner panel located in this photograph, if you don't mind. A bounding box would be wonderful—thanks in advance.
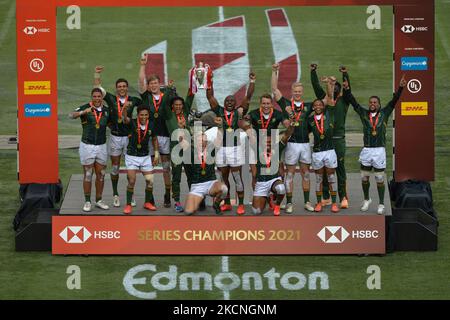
[52,216,385,255]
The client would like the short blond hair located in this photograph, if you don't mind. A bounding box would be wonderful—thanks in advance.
[291,82,303,89]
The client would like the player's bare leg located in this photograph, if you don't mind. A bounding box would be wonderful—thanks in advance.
[271,180,286,216]
[325,167,339,213]
[209,181,228,214]
[184,194,204,216]
[251,196,267,216]
[94,162,109,210]
[284,165,296,213]
[82,164,94,212]
[219,166,232,212]
[142,170,156,211]
[231,166,245,215]
[300,162,314,212]
[314,167,324,212]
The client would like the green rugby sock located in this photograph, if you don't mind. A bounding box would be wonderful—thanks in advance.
[84,193,90,202]
[377,183,385,205]
[362,180,370,200]
[146,187,154,203]
[111,174,119,196]
[287,193,293,204]
[303,190,310,203]
[126,187,133,205]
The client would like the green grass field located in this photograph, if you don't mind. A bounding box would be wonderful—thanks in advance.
[1,1,450,299]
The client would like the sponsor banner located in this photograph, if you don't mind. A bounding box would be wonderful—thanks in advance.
[24,103,51,117]
[400,56,428,70]
[23,80,51,95]
[401,102,428,116]
[52,215,385,255]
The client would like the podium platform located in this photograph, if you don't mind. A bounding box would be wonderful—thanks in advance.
[53,171,389,255]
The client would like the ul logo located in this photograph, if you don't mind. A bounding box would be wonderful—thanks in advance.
[407,79,422,94]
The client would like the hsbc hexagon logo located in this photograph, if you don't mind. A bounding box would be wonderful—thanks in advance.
[59,226,92,244]
[317,226,350,244]
[23,26,37,35]
[401,25,415,33]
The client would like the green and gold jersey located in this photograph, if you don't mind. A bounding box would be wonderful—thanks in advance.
[103,92,142,137]
[75,103,110,145]
[255,139,286,182]
[163,93,195,136]
[277,97,313,143]
[214,106,242,147]
[140,87,176,137]
[248,108,286,136]
[345,87,403,148]
[190,147,217,184]
[311,69,351,138]
[307,107,335,153]
[126,118,156,157]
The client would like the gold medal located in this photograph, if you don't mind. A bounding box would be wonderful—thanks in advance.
[154,112,159,119]
[95,124,100,129]
[137,144,142,149]
[266,168,271,174]
[372,130,377,136]
[201,169,206,175]
[227,127,233,133]
[294,121,300,127]
[320,134,325,140]
[118,117,122,124]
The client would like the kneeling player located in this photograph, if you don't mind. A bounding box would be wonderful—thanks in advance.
[122,105,160,214]
[307,77,340,213]
[184,133,228,215]
[251,125,293,216]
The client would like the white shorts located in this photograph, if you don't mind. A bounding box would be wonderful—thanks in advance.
[216,146,245,168]
[125,154,153,172]
[109,135,129,157]
[312,150,337,170]
[79,142,107,166]
[189,180,217,198]
[149,136,171,155]
[254,177,282,197]
[284,142,311,165]
[359,147,386,170]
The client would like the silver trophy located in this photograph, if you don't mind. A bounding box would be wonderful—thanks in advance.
[194,62,206,89]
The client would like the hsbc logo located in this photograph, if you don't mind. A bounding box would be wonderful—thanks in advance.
[317,226,350,244]
[23,26,50,35]
[59,226,92,244]
[318,226,380,243]
[401,25,428,33]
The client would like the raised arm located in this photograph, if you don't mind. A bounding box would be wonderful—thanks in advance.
[239,72,256,115]
[271,63,283,102]
[121,102,132,125]
[93,66,107,97]
[342,81,364,116]
[310,64,326,100]
[383,74,406,117]
[339,65,351,92]
[206,79,220,111]
[326,76,337,107]
[138,56,147,94]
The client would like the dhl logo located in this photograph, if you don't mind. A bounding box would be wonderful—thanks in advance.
[401,102,428,116]
[24,81,51,95]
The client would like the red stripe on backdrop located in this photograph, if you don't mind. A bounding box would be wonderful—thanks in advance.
[267,9,289,27]
[194,53,246,71]
[209,17,244,27]
[276,54,298,110]
[144,53,165,85]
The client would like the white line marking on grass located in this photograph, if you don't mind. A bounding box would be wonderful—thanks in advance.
[222,256,230,300]
[219,6,224,21]
[0,1,15,48]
